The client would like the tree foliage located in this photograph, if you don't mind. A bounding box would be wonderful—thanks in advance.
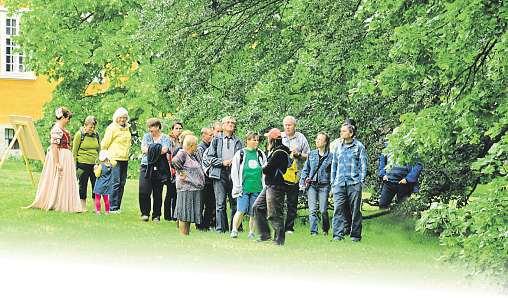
[6,0,507,279]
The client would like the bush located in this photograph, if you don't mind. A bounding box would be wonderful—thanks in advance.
[416,177,508,284]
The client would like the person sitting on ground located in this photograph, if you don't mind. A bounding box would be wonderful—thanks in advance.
[378,148,423,210]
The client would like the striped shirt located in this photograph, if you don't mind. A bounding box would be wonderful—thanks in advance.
[331,138,368,187]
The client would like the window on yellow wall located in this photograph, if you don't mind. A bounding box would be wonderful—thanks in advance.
[0,9,34,80]
[5,17,25,73]
[5,128,19,150]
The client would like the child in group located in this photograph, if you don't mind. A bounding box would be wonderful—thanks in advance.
[93,150,115,214]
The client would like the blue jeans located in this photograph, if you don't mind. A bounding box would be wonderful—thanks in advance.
[110,160,128,211]
[332,183,362,240]
[237,192,260,216]
[213,170,236,232]
[307,184,330,234]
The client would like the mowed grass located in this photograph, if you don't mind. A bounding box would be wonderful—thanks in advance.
[0,159,480,287]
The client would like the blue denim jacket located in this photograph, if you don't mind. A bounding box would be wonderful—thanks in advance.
[330,139,368,188]
[299,149,332,186]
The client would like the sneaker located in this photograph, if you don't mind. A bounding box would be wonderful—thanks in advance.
[95,211,101,215]
[323,231,329,236]
[247,232,255,240]
[351,237,361,242]
[332,236,344,242]
[230,231,239,238]
[105,211,110,215]
[310,232,318,236]
[152,217,160,223]
[286,230,294,235]
[140,215,149,222]
[110,210,121,214]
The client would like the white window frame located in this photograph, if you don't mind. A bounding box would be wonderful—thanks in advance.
[0,6,35,80]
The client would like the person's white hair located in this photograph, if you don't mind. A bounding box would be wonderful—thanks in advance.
[282,115,296,125]
[112,107,129,123]
[183,135,198,150]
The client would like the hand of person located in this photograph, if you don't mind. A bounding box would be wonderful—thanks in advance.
[94,164,99,171]
[383,175,388,181]
[399,178,407,184]
[223,159,231,167]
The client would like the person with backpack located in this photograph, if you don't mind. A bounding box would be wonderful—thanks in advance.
[139,118,171,222]
[300,132,333,236]
[72,115,100,211]
[230,132,267,239]
[101,108,132,214]
[252,128,291,245]
[205,116,243,233]
[330,121,368,242]
[281,116,310,234]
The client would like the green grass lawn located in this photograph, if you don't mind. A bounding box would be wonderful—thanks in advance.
[0,159,487,288]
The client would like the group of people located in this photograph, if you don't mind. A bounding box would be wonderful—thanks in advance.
[27,106,422,246]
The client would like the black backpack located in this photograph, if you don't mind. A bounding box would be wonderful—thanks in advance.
[77,128,100,151]
[239,148,264,167]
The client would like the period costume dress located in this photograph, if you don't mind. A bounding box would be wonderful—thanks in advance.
[27,124,83,212]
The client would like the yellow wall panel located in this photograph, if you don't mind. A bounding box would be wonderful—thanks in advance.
[0,77,56,123]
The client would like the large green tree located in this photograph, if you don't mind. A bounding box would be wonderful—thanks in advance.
[7,0,507,280]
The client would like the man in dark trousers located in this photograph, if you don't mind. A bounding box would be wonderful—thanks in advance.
[378,150,423,209]
[253,128,291,245]
[197,127,215,230]
[205,116,243,232]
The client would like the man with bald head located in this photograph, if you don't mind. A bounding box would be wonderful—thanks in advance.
[281,115,310,234]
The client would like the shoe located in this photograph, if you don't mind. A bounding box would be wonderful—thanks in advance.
[323,231,329,236]
[286,230,294,235]
[332,236,344,241]
[152,217,160,223]
[248,232,255,240]
[110,210,121,214]
[351,237,361,242]
[310,232,318,236]
[105,211,110,215]
[140,215,149,222]
[256,236,271,242]
[230,231,238,238]
[95,211,101,215]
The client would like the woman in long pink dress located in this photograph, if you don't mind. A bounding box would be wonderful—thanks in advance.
[27,107,83,212]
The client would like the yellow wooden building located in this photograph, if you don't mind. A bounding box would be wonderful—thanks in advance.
[0,2,55,155]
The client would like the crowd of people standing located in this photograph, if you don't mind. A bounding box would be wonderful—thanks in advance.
[26,106,422,245]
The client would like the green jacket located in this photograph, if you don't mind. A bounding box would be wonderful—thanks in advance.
[72,129,100,164]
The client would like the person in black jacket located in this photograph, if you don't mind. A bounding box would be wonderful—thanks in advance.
[252,128,291,245]
[139,118,171,222]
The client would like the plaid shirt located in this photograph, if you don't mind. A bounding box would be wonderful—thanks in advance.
[331,138,367,187]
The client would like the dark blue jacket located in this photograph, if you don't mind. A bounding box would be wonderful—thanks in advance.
[300,149,332,186]
[94,164,114,195]
[378,154,423,192]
